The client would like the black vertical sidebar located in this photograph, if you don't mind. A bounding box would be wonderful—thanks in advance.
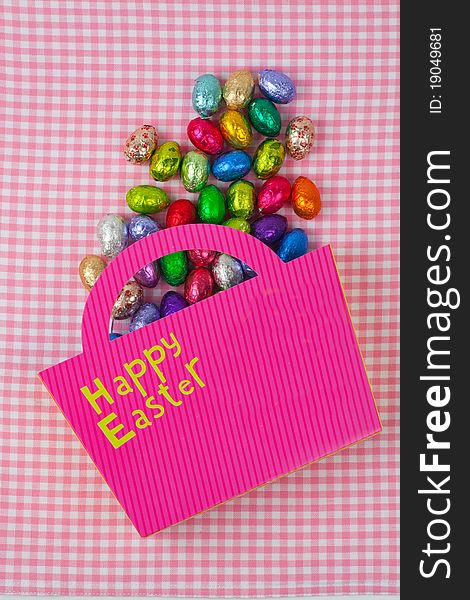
[401,4,467,599]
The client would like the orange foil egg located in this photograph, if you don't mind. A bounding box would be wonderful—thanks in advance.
[187,117,224,155]
[291,176,322,220]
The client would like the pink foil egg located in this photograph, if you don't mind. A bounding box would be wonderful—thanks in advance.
[187,248,217,267]
[187,117,224,155]
[123,125,157,164]
[257,175,291,214]
[184,267,214,304]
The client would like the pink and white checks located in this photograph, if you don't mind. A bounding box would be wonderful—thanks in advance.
[0,0,399,596]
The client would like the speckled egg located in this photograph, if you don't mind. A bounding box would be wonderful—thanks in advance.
[126,185,170,214]
[149,141,181,181]
[181,151,210,192]
[223,70,255,109]
[212,254,244,290]
[129,302,160,332]
[212,150,252,182]
[226,179,256,219]
[252,139,285,179]
[292,176,322,220]
[112,281,144,320]
[248,98,281,137]
[286,116,315,160]
[97,214,128,259]
[257,175,291,214]
[277,229,308,263]
[192,74,222,118]
[258,69,296,104]
[252,214,287,246]
[219,110,253,149]
[123,125,157,164]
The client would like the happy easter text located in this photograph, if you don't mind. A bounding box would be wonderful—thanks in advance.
[79,332,205,449]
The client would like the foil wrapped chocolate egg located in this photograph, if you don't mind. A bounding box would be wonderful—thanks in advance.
[159,251,188,286]
[253,139,285,179]
[219,110,253,150]
[110,332,122,341]
[277,229,308,263]
[192,74,222,118]
[292,176,322,220]
[149,141,181,181]
[166,199,197,228]
[126,185,170,214]
[160,291,188,318]
[252,214,287,246]
[112,281,144,320]
[258,69,296,104]
[187,248,217,267]
[128,215,161,242]
[286,116,315,160]
[257,175,291,214]
[212,150,252,182]
[223,70,255,109]
[187,117,224,155]
[129,302,160,332]
[197,185,226,224]
[97,214,128,259]
[184,267,214,304]
[123,124,157,164]
[248,98,281,137]
[134,261,159,288]
[79,255,107,291]
[223,217,251,233]
[181,150,210,192]
[226,179,256,219]
[241,262,257,280]
[212,254,244,290]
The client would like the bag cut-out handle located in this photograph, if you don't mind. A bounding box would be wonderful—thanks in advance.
[81,223,284,350]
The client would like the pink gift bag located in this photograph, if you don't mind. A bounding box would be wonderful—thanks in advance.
[38,224,381,537]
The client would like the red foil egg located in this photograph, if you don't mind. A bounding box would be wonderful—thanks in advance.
[257,175,291,214]
[187,117,224,155]
[187,248,217,267]
[166,199,197,228]
[184,267,214,304]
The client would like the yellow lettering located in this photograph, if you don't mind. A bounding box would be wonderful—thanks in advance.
[185,357,205,388]
[97,413,136,448]
[114,375,133,396]
[143,345,166,383]
[146,396,165,419]
[161,332,181,357]
[179,379,195,395]
[80,378,114,415]
[123,359,147,397]
[157,383,182,406]
[132,409,152,429]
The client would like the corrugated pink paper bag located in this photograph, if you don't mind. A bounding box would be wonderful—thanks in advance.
[38,224,381,537]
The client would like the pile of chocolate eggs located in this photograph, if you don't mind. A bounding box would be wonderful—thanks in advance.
[80,69,322,337]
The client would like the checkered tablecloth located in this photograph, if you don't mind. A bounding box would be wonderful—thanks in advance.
[0,0,399,595]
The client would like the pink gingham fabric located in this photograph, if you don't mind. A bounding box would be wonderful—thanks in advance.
[0,0,399,596]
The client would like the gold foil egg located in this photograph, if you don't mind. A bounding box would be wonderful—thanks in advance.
[123,125,157,164]
[149,141,181,181]
[79,255,107,291]
[112,281,144,320]
[292,176,322,220]
[286,116,315,160]
[223,70,255,110]
[219,110,253,149]
[252,139,285,179]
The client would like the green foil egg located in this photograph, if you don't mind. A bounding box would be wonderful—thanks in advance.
[226,179,256,219]
[159,252,188,286]
[126,185,170,214]
[248,98,281,137]
[252,139,285,180]
[197,184,226,224]
[181,150,210,192]
[223,217,251,233]
[149,141,181,181]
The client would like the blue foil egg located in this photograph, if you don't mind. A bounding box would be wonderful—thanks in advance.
[212,150,252,182]
[258,69,296,104]
[128,215,161,242]
[160,291,188,318]
[241,262,257,280]
[277,229,308,262]
[129,302,160,332]
[109,332,122,341]
[192,74,222,118]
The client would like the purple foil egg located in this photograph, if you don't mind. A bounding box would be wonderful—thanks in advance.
[258,69,296,104]
[241,262,257,280]
[129,302,160,332]
[134,261,160,288]
[160,291,188,318]
[252,214,288,246]
[128,214,162,242]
